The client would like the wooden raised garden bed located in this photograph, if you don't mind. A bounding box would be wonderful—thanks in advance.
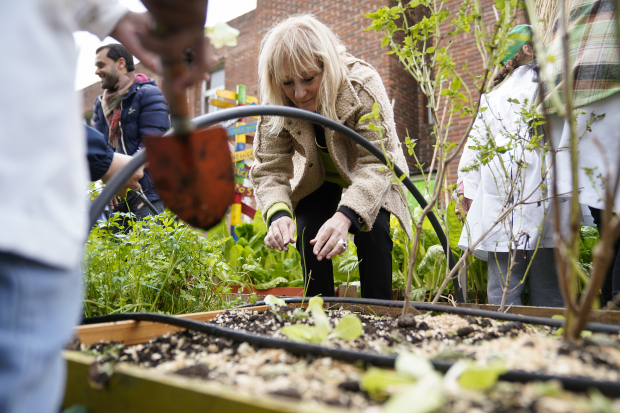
[64,301,620,412]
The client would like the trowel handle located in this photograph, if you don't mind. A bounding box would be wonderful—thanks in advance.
[156,22,193,136]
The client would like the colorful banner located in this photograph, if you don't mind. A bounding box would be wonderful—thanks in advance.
[234,165,250,179]
[231,148,254,162]
[235,183,254,197]
[226,122,257,136]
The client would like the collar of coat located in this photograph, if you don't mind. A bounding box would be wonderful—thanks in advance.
[281,64,362,136]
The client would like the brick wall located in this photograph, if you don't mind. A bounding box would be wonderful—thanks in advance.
[78,0,527,182]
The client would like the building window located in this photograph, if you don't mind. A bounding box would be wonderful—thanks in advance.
[202,68,225,114]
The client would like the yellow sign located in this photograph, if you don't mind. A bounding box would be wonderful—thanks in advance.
[210,99,236,109]
[216,89,258,104]
[231,148,254,162]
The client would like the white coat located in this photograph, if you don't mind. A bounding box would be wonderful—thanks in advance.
[457,64,568,261]
[0,1,128,269]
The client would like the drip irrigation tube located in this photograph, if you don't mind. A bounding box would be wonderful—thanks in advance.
[82,310,620,396]
[238,297,620,334]
[88,106,463,301]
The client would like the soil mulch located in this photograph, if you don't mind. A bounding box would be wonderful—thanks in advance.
[82,306,620,412]
[210,306,620,382]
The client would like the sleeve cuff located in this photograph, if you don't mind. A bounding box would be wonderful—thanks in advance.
[338,206,363,235]
[266,202,293,226]
[270,210,292,226]
[75,2,129,40]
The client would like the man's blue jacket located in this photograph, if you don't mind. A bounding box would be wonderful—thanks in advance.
[92,78,170,202]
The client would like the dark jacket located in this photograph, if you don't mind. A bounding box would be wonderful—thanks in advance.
[93,78,170,202]
[86,125,114,181]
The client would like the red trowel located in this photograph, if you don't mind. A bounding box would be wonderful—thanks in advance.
[143,50,234,230]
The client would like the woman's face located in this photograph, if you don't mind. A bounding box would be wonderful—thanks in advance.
[281,70,323,112]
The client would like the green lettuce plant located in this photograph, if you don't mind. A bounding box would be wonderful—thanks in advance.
[277,296,362,344]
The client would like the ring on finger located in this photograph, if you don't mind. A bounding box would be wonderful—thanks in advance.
[337,239,348,250]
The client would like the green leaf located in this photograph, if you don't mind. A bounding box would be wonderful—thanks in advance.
[395,353,435,380]
[451,360,507,390]
[384,373,444,413]
[204,21,240,49]
[426,46,436,54]
[446,200,463,250]
[450,77,462,92]
[308,296,330,341]
[255,277,289,290]
[229,245,244,270]
[360,367,414,394]
[328,314,362,340]
[417,245,446,278]
[279,324,319,344]
[265,294,285,308]
[252,209,268,233]
[293,307,309,320]
[234,222,255,242]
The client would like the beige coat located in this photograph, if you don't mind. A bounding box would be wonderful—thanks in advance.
[250,56,412,238]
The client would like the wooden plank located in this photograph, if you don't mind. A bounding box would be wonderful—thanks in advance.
[231,148,254,162]
[235,183,254,197]
[63,351,340,413]
[216,89,258,104]
[210,98,237,109]
[234,165,250,179]
[241,202,256,219]
[75,306,269,346]
[75,301,620,349]
[459,303,620,325]
[227,122,257,136]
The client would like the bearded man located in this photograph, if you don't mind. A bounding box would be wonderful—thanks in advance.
[92,43,169,222]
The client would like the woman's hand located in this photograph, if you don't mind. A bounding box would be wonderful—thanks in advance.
[455,181,472,219]
[265,216,296,251]
[310,212,352,261]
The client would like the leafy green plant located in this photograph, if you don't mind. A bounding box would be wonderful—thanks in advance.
[278,296,362,344]
[361,352,507,413]
[83,210,247,316]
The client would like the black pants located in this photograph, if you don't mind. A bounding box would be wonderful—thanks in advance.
[589,207,620,305]
[295,181,393,299]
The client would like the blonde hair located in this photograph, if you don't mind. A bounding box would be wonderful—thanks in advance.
[258,15,348,135]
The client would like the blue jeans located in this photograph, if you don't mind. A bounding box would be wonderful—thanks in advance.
[0,252,82,413]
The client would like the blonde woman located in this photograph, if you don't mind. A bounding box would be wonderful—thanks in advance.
[249,15,410,299]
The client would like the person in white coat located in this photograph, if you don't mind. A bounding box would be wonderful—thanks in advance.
[457,25,566,307]
[0,1,209,412]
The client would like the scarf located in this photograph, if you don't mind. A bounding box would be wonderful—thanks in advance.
[101,72,148,149]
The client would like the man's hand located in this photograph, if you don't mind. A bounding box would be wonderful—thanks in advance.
[310,212,352,261]
[136,0,213,92]
[265,216,296,251]
[102,153,144,198]
[109,12,161,74]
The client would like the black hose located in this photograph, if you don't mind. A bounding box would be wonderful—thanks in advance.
[89,151,147,227]
[88,106,463,301]
[237,297,620,334]
[136,191,159,215]
[81,311,620,396]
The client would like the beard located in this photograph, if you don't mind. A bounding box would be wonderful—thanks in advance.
[100,71,119,90]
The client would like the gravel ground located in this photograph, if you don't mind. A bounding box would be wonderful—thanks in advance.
[83,306,620,412]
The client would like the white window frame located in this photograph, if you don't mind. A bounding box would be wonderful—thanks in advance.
[201,68,225,114]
